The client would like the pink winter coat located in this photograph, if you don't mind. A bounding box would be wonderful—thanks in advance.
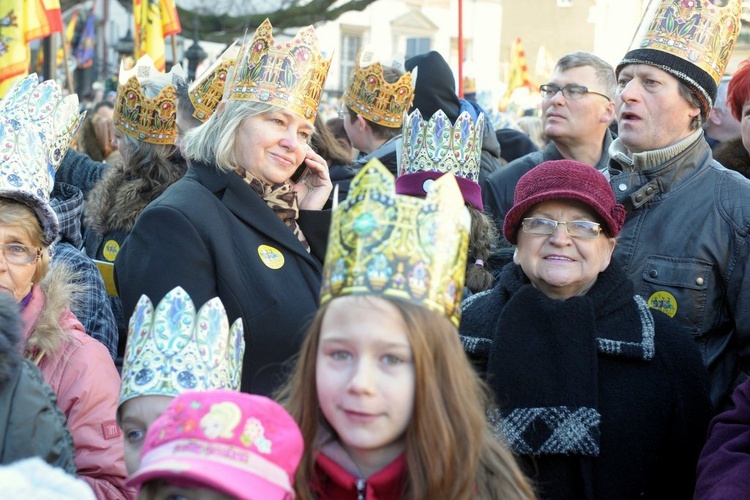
[21,281,133,499]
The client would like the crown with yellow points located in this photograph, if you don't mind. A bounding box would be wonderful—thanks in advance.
[397,109,485,210]
[189,42,240,122]
[0,74,84,245]
[619,0,741,116]
[114,55,186,145]
[119,286,246,408]
[342,50,416,128]
[223,19,331,123]
[320,159,470,326]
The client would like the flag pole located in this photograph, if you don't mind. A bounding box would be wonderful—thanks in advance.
[458,0,464,98]
[171,34,178,67]
[60,33,75,94]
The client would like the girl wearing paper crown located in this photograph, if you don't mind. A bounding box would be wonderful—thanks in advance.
[115,19,334,397]
[118,286,245,475]
[278,160,535,499]
[0,75,131,497]
[397,108,497,296]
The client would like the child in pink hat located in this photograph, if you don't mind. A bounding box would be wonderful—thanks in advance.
[127,389,303,500]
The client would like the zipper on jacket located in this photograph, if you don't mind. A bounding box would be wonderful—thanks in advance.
[356,478,366,500]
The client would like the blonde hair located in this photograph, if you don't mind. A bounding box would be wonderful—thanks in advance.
[277,297,536,500]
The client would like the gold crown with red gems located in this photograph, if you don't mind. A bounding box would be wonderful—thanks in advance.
[189,42,240,122]
[320,159,470,327]
[114,54,186,145]
[342,49,416,128]
[223,19,332,123]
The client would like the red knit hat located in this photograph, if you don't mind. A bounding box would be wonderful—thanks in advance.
[503,160,626,244]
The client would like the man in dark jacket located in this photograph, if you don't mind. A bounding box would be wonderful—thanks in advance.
[483,52,616,236]
[609,0,750,411]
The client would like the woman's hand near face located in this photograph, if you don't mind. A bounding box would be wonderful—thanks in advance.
[291,146,332,210]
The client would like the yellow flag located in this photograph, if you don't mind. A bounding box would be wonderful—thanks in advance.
[0,0,51,97]
[56,9,78,67]
[134,0,181,71]
[499,38,535,111]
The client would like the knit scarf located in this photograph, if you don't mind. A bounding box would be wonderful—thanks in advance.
[485,263,654,458]
[235,169,310,252]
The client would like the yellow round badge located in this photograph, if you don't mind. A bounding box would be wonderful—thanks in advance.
[102,240,120,262]
[647,291,677,318]
[258,245,285,270]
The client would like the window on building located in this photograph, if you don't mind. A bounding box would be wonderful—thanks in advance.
[340,32,363,91]
[406,37,431,59]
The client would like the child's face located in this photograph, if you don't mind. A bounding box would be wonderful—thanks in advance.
[139,483,233,500]
[120,395,174,475]
[316,296,415,471]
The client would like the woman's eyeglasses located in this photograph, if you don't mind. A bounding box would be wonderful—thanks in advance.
[521,217,603,239]
[0,243,42,265]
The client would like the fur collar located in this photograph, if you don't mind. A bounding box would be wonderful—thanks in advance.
[22,264,81,363]
[713,137,750,179]
[84,156,185,234]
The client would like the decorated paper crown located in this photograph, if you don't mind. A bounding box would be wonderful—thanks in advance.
[119,286,245,408]
[224,19,331,123]
[619,0,741,114]
[320,159,470,326]
[114,54,186,145]
[342,49,416,128]
[397,109,484,210]
[189,42,240,122]
[0,75,83,245]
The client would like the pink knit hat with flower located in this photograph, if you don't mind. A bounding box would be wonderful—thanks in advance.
[503,159,627,244]
[127,390,302,499]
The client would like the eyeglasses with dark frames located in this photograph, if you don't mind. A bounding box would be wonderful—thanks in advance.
[521,217,603,239]
[539,83,611,102]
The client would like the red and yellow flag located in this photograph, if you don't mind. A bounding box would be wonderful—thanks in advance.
[499,38,536,111]
[0,0,56,97]
[42,0,63,33]
[134,0,181,71]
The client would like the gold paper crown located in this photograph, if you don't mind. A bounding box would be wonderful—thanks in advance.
[622,0,741,107]
[224,19,331,122]
[189,42,240,122]
[119,286,245,407]
[400,109,484,183]
[114,55,186,145]
[343,50,416,128]
[320,159,470,326]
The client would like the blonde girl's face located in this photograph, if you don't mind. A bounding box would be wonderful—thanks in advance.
[119,395,174,475]
[316,296,415,474]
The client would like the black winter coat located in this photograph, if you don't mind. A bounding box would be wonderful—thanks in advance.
[115,161,330,396]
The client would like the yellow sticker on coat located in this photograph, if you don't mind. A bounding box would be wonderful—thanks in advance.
[258,245,285,270]
[647,291,677,318]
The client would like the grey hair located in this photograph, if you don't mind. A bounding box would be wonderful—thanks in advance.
[555,52,616,100]
[184,100,275,172]
[678,81,705,130]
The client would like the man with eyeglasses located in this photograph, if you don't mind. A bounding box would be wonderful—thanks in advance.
[608,0,750,412]
[483,52,616,243]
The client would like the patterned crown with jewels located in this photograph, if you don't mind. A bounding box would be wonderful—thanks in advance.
[343,50,416,128]
[119,286,246,408]
[114,55,186,145]
[320,159,470,326]
[400,109,484,183]
[622,0,741,107]
[189,42,240,122]
[0,74,84,245]
[224,19,331,123]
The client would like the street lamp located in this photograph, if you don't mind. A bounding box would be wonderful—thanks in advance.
[115,28,135,62]
[184,20,207,81]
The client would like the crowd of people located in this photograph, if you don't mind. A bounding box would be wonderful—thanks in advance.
[3,0,750,498]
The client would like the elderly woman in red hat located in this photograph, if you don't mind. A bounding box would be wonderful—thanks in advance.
[460,159,712,498]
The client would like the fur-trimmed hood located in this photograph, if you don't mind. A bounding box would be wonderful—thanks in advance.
[22,263,85,363]
[84,153,186,234]
[713,137,750,179]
